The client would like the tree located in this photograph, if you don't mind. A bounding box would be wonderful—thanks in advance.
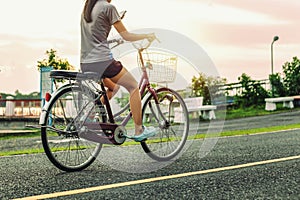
[37,49,75,71]
[14,90,22,99]
[236,73,269,107]
[269,73,286,97]
[282,56,300,96]
[267,56,300,97]
[191,73,227,105]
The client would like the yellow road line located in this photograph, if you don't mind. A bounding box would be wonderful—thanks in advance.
[14,155,300,200]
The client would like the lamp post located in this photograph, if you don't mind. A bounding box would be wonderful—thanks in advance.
[271,36,279,97]
[271,36,279,75]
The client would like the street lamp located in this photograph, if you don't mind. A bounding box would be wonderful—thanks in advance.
[271,36,279,75]
[270,36,279,97]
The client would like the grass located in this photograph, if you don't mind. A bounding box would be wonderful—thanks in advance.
[0,130,40,140]
[0,148,45,157]
[1,122,300,157]
[192,123,300,140]
[217,105,300,120]
[1,106,300,156]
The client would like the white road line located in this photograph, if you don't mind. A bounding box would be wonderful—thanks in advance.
[14,155,300,200]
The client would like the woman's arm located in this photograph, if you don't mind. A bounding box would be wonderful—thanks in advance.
[113,21,155,42]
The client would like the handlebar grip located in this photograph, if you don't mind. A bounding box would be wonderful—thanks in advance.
[108,39,114,44]
[108,38,124,44]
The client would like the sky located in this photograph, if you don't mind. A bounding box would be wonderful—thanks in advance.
[0,0,300,94]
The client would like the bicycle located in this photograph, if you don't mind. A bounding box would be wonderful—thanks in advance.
[38,38,189,172]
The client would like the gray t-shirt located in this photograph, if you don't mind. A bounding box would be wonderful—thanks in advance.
[80,0,121,63]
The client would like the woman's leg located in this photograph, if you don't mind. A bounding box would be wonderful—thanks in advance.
[101,78,120,104]
[109,68,143,135]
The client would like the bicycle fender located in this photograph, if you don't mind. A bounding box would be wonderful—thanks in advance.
[39,84,74,125]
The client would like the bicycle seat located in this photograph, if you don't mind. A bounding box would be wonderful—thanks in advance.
[50,70,79,80]
[50,70,100,81]
[78,72,101,80]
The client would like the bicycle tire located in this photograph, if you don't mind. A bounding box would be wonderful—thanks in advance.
[141,87,189,161]
[41,84,102,172]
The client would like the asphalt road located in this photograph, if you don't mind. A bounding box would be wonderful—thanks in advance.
[0,111,300,199]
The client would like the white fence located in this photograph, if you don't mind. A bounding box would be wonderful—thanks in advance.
[0,99,41,117]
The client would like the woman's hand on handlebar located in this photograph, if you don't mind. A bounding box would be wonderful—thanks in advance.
[131,33,159,50]
[146,33,156,43]
[109,33,159,50]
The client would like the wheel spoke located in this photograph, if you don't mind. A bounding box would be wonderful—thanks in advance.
[41,85,102,172]
[141,88,189,161]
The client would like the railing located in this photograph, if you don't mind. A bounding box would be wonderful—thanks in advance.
[217,79,270,96]
[0,99,41,117]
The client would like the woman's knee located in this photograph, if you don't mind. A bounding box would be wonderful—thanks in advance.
[113,84,120,92]
[111,68,138,92]
[127,81,138,93]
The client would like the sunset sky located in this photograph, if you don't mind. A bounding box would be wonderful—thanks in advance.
[0,0,300,93]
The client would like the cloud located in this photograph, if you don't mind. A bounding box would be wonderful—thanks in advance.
[0,0,82,40]
[0,33,80,93]
[199,23,300,47]
[1,0,300,92]
[215,0,300,23]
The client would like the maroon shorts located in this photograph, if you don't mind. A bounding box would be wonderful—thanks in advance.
[103,60,123,78]
[81,60,123,78]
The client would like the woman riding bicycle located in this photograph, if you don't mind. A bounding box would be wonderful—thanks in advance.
[81,0,157,142]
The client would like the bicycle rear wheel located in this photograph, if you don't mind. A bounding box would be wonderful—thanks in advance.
[41,85,102,172]
[141,88,189,161]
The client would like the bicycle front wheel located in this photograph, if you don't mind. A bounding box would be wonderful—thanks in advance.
[141,88,189,161]
[41,85,102,172]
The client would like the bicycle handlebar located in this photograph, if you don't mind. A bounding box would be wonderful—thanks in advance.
[139,37,160,51]
[108,38,124,44]
[108,35,159,51]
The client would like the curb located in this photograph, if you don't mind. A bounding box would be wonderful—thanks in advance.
[0,130,39,136]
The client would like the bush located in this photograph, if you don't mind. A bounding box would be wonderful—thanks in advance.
[269,73,286,97]
[191,73,227,105]
[37,49,74,71]
[236,73,269,108]
[282,56,300,96]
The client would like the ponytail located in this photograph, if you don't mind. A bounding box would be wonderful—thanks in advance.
[83,0,98,23]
